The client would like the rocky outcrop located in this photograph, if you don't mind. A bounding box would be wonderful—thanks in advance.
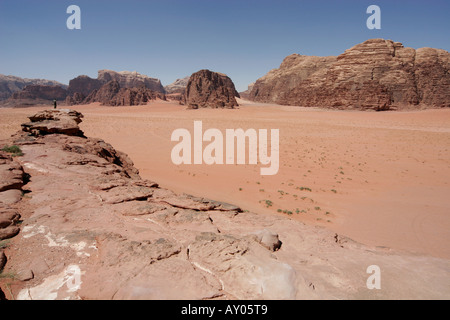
[0,110,449,300]
[66,71,167,106]
[185,70,240,109]
[98,70,165,93]
[249,39,450,110]
[64,92,85,106]
[0,74,66,101]
[21,109,85,137]
[10,85,67,101]
[67,75,102,97]
[81,81,166,106]
[0,150,25,292]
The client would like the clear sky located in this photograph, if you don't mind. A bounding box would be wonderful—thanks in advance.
[0,0,449,91]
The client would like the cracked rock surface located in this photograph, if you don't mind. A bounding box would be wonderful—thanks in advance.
[0,109,449,300]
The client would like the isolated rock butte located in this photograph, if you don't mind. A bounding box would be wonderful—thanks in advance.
[0,109,449,300]
[248,39,450,110]
[185,70,240,109]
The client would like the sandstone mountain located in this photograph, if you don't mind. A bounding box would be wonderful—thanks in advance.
[0,84,68,108]
[164,76,190,94]
[10,85,67,101]
[67,75,102,97]
[0,109,449,300]
[0,74,66,101]
[66,70,166,106]
[68,80,166,106]
[248,39,450,110]
[97,70,165,93]
[185,70,240,109]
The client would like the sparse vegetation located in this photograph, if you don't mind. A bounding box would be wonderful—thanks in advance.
[0,240,10,249]
[260,199,273,208]
[0,271,17,280]
[1,145,23,157]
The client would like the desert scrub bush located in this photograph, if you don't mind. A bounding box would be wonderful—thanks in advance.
[1,145,23,157]
[296,186,312,192]
[0,240,10,249]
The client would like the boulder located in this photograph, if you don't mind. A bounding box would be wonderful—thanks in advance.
[251,229,282,251]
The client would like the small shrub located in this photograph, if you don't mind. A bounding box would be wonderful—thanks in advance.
[1,145,23,157]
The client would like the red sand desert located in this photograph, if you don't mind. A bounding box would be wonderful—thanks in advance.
[1,100,449,259]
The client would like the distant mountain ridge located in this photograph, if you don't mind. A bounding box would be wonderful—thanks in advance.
[0,74,67,101]
[164,76,190,94]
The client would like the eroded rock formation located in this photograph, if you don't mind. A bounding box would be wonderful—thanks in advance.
[0,74,66,101]
[249,39,450,110]
[185,70,240,109]
[66,70,166,106]
[98,70,165,93]
[82,80,166,106]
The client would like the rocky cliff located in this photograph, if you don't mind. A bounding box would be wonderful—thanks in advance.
[66,71,166,106]
[10,85,67,101]
[0,75,66,101]
[249,39,450,110]
[185,70,240,109]
[70,80,166,106]
[97,70,165,93]
[67,75,102,97]
[0,109,449,300]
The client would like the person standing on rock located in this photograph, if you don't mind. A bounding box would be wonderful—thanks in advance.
[53,99,57,109]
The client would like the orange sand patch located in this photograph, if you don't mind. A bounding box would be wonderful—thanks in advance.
[1,101,449,258]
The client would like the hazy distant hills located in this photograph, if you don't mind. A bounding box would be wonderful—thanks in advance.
[0,74,67,101]
[164,76,190,94]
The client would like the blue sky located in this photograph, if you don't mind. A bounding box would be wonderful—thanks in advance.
[0,0,449,91]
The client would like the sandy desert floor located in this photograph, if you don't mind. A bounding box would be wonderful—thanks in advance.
[1,100,449,259]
